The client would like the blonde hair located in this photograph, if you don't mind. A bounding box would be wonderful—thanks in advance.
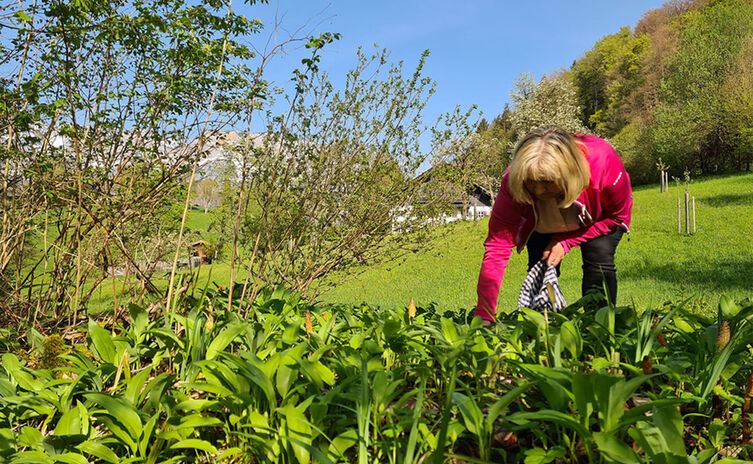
[508,126,590,208]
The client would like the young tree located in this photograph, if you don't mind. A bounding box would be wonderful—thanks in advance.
[430,106,483,221]
[430,106,506,221]
[228,47,448,301]
[0,0,274,322]
[193,178,218,213]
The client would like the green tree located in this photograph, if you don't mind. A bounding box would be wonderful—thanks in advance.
[721,39,753,171]
[430,106,485,221]
[573,27,650,137]
[472,104,515,205]
[193,178,218,213]
[0,0,279,319]
[229,47,448,301]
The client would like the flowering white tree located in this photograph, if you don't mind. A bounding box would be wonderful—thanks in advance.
[510,72,587,140]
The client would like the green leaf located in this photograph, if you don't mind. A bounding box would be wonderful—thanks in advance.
[52,453,89,464]
[651,404,685,456]
[139,414,158,458]
[441,317,459,343]
[507,410,589,438]
[55,407,84,436]
[328,429,358,460]
[278,403,312,464]
[719,295,740,320]
[18,426,43,449]
[486,381,536,428]
[403,377,426,464]
[559,320,582,358]
[312,360,336,386]
[124,366,153,405]
[75,440,119,464]
[172,414,222,430]
[275,358,296,398]
[84,393,142,440]
[621,399,690,429]
[218,447,242,460]
[672,316,694,333]
[701,325,743,401]
[597,374,649,434]
[128,304,149,339]
[2,354,42,392]
[452,392,483,436]
[174,399,218,412]
[521,308,546,333]
[206,323,246,360]
[629,422,670,458]
[10,450,54,464]
[15,10,32,22]
[523,446,566,464]
[594,432,640,463]
[170,439,218,454]
[88,320,116,364]
[282,324,299,344]
[146,328,185,349]
[709,418,728,449]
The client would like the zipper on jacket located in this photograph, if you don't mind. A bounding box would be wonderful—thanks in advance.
[572,200,592,226]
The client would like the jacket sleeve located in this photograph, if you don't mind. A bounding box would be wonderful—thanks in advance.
[554,152,633,253]
[475,174,524,322]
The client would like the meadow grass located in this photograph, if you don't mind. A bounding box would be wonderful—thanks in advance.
[82,173,752,316]
[316,172,753,315]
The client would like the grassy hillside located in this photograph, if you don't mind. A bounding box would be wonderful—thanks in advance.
[83,173,752,316]
[316,173,753,315]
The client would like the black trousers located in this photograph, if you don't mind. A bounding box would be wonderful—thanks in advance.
[527,228,625,305]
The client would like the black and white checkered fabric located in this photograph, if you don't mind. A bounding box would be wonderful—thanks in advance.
[517,261,567,313]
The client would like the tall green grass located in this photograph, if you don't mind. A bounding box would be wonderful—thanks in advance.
[318,173,753,315]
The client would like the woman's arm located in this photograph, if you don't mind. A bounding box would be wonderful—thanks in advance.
[475,174,523,321]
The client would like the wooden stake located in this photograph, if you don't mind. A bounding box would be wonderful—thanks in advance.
[685,192,690,234]
[660,171,664,192]
[677,197,681,233]
[692,196,696,233]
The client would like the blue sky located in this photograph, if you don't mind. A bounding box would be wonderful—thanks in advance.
[241,1,667,129]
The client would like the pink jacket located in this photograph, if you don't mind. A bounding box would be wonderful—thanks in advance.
[475,134,632,321]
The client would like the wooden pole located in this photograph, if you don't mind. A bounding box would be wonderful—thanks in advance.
[692,196,696,233]
[663,171,667,192]
[677,197,681,233]
[684,192,690,234]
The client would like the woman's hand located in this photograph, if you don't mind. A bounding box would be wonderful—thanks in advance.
[542,241,565,267]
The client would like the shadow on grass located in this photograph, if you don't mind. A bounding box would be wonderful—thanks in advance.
[699,192,753,207]
[620,256,753,292]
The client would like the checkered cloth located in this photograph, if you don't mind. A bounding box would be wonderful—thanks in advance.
[517,261,567,312]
